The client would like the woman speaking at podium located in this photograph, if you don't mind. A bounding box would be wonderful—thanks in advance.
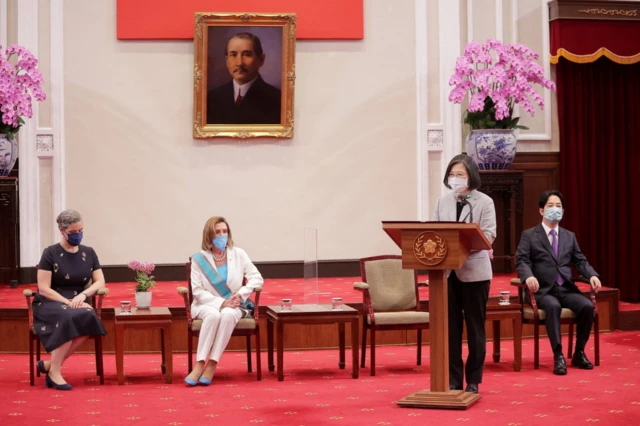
[432,154,496,394]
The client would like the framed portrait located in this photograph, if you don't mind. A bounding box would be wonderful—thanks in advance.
[193,13,296,139]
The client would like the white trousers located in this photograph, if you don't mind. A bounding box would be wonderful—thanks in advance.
[196,306,243,363]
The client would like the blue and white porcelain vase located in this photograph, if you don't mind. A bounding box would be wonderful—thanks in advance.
[0,134,18,176]
[465,129,517,170]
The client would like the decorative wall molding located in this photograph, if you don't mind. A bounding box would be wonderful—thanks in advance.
[515,0,553,141]
[17,0,42,267]
[36,134,54,154]
[0,0,7,49]
[427,129,444,149]
[415,0,429,220]
[50,0,66,244]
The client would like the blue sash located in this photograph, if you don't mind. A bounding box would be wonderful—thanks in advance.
[192,252,254,312]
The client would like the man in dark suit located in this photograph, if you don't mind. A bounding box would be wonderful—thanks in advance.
[516,190,601,375]
[207,32,281,125]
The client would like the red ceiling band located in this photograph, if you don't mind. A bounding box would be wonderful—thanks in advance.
[117,0,364,40]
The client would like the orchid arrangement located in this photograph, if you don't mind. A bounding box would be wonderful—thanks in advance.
[448,39,556,130]
[0,44,46,139]
[128,260,156,292]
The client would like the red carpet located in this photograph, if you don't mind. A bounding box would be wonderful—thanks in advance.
[0,274,615,309]
[1,331,640,425]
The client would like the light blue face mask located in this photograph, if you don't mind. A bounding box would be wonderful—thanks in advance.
[212,235,228,251]
[544,206,563,223]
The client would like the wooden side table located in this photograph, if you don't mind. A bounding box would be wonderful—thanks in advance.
[486,299,522,372]
[115,306,173,385]
[266,304,359,381]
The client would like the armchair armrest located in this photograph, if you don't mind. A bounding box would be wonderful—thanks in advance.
[353,282,369,290]
[574,276,598,312]
[252,286,261,321]
[176,286,193,323]
[510,278,525,288]
[511,278,539,318]
[93,287,108,319]
[23,289,35,329]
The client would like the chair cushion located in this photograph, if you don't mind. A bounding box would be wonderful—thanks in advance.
[367,311,430,325]
[191,318,256,332]
[364,259,417,312]
[523,307,576,321]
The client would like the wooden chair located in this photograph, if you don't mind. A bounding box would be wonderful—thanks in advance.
[511,277,599,369]
[24,283,108,386]
[177,261,262,380]
[354,255,430,376]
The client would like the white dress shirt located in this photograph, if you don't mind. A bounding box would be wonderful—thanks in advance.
[233,76,258,101]
[541,222,560,247]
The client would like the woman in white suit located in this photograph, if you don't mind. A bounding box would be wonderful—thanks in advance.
[432,154,496,394]
[185,216,264,386]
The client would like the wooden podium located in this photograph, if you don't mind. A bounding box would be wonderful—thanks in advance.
[382,221,492,410]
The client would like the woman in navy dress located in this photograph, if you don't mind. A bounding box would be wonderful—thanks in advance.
[33,209,107,390]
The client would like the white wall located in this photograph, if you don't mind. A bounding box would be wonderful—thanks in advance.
[7,0,556,267]
[62,0,418,264]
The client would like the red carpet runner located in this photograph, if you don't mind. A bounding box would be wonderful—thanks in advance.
[1,331,639,425]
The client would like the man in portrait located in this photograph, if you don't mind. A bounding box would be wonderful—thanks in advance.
[206,32,282,125]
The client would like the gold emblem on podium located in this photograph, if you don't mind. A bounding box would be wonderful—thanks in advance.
[414,232,447,266]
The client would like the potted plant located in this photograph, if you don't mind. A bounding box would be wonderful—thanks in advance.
[0,44,46,176]
[128,260,156,308]
[448,39,556,170]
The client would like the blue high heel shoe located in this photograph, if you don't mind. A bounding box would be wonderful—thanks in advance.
[198,376,212,386]
[184,376,198,386]
[45,373,72,391]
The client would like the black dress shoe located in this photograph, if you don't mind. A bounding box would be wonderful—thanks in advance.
[449,385,463,391]
[571,351,594,370]
[553,354,567,375]
[45,373,72,391]
[37,360,49,374]
[465,384,479,394]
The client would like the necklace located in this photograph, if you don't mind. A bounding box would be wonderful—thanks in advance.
[212,250,226,262]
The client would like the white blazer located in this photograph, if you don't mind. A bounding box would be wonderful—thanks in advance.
[190,247,264,318]
[432,190,497,282]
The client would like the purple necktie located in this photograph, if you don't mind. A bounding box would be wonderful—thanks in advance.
[550,229,563,286]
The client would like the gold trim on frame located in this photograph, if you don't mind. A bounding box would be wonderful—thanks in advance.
[193,13,296,139]
[550,47,640,65]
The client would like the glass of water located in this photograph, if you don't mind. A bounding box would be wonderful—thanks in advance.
[281,298,292,311]
[121,300,132,314]
[332,297,343,310]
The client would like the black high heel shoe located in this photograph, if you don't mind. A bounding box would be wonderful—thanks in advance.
[37,360,49,375]
[45,373,72,391]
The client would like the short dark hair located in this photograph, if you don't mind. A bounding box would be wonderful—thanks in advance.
[538,190,565,209]
[443,154,481,190]
[225,32,264,57]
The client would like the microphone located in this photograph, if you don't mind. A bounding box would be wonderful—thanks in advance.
[456,193,474,223]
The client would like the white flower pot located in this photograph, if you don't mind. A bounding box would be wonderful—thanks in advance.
[135,291,152,309]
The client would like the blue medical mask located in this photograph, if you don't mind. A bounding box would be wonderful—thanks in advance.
[66,231,83,246]
[212,235,228,251]
[544,207,563,223]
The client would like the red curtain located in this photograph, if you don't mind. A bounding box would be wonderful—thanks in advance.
[556,57,640,302]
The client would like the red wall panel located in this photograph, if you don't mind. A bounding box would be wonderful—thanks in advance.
[117,0,363,40]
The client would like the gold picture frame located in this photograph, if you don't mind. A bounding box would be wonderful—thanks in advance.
[193,13,296,139]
